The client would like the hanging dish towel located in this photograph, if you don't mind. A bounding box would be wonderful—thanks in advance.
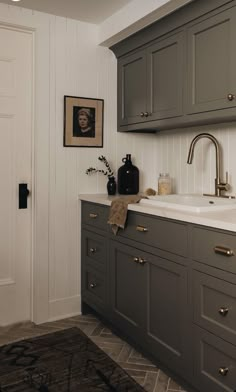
[107,196,144,235]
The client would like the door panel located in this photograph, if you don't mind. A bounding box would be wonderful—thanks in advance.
[0,27,32,326]
[186,8,236,114]
[118,50,147,126]
[110,241,147,341]
[147,31,184,120]
[147,256,190,378]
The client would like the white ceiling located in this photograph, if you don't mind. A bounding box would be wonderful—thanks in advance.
[0,0,133,24]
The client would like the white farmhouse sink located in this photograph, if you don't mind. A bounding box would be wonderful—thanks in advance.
[140,194,236,212]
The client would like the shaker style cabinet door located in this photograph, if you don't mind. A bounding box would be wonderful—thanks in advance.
[118,49,147,126]
[146,31,184,121]
[146,256,191,379]
[109,240,147,342]
[186,7,236,114]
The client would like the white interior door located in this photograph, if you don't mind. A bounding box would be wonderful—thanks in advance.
[0,26,33,326]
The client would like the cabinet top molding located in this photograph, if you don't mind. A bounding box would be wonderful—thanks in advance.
[110,0,234,58]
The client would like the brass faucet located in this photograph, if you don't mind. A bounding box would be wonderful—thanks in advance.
[187,133,230,197]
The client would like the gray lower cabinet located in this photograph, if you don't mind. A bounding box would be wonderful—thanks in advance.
[194,326,236,392]
[81,201,236,392]
[81,203,109,316]
[109,239,190,378]
[145,252,189,378]
[109,241,147,341]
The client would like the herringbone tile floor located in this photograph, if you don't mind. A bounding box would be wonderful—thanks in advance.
[0,314,188,392]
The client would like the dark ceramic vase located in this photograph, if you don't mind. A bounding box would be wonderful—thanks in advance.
[107,176,116,195]
[118,154,139,194]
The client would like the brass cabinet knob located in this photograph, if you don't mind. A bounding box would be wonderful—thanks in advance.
[136,225,148,233]
[89,283,97,289]
[218,307,229,316]
[89,247,96,253]
[227,93,235,101]
[218,367,229,376]
[138,257,147,265]
[89,213,98,219]
[133,257,147,265]
[144,112,149,117]
[214,246,234,257]
[140,112,145,117]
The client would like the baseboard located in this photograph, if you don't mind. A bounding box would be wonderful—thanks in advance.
[48,295,81,322]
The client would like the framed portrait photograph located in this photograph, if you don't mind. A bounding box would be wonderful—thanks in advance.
[64,96,104,147]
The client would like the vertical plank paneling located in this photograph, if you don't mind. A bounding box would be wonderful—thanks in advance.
[49,15,56,302]
[64,19,79,299]
[54,17,68,301]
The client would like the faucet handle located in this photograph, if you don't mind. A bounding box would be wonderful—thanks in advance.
[218,171,230,192]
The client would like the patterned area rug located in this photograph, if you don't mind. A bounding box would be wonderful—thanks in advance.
[0,327,145,391]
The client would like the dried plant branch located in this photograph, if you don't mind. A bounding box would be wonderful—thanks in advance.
[85,156,114,178]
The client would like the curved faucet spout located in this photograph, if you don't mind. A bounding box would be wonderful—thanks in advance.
[187,132,229,197]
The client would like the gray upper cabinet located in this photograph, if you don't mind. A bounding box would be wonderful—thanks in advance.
[112,0,236,132]
[118,32,184,128]
[146,31,184,121]
[186,7,236,115]
[118,49,147,126]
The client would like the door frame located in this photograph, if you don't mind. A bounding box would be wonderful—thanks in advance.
[0,21,36,324]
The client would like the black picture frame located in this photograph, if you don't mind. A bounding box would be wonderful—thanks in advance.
[64,95,104,147]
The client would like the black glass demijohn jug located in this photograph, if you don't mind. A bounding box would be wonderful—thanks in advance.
[118,154,139,195]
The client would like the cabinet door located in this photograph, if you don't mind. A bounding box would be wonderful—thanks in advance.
[147,256,191,378]
[146,31,184,120]
[194,325,236,392]
[118,49,147,126]
[186,7,236,114]
[109,241,147,342]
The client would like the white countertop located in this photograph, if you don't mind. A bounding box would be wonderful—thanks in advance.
[79,193,236,233]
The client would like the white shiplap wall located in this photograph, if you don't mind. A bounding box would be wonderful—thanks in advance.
[1,3,236,325]
[0,3,119,324]
[116,122,236,197]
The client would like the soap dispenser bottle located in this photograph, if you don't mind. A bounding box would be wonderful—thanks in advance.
[118,154,139,194]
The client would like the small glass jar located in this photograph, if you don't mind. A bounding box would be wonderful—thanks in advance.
[158,173,171,195]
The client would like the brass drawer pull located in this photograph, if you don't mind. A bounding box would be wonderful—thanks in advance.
[214,246,234,257]
[89,213,98,219]
[89,282,97,289]
[89,247,97,253]
[218,367,229,376]
[218,307,229,316]
[133,257,139,263]
[136,225,148,233]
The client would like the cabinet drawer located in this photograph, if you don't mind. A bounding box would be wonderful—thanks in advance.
[82,229,106,271]
[118,211,188,257]
[193,270,236,346]
[192,226,236,274]
[82,268,106,310]
[194,325,236,392]
[82,202,109,231]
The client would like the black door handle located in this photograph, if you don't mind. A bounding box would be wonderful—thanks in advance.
[19,183,30,209]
